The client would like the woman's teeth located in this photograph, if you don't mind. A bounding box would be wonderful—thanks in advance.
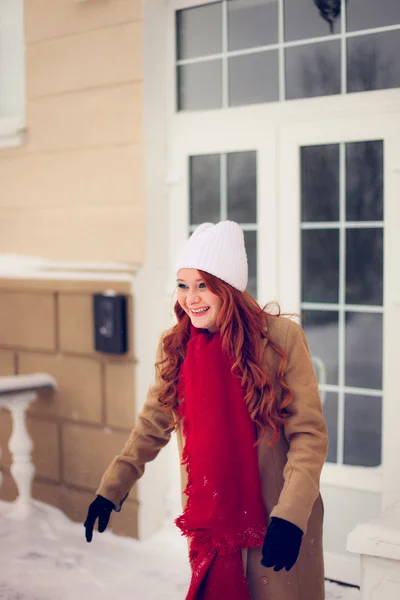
[191,307,209,315]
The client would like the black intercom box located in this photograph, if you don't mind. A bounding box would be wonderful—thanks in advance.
[93,292,128,355]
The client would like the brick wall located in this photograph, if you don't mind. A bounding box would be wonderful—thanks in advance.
[0,277,139,538]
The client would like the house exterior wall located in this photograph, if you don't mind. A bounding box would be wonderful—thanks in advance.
[0,0,174,542]
[0,277,139,538]
[0,0,145,264]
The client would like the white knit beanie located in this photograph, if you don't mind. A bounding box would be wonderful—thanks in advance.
[175,221,248,292]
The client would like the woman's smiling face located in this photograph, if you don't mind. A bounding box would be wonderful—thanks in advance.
[176,269,223,333]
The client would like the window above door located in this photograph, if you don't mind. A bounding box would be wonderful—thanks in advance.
[174,0,400,111]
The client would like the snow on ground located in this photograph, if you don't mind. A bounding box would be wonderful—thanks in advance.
[0,500,360,600]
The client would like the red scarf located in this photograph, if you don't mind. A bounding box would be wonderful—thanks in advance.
[176,325,266,599]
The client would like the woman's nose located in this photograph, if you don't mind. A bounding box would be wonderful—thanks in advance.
[187,291,200,305]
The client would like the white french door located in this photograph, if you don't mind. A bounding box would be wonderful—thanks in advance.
[278,112,400,584]
[167,105,400,587]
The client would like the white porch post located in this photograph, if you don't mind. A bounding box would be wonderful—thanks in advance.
[0,374,56,518]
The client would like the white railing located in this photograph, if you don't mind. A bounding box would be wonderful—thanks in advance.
[0,373,57,518]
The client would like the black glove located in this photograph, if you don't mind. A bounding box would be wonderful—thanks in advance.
[84,495,115,543]
[261,517,303,572]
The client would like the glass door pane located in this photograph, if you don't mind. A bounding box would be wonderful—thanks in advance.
[188,150,259,298]
[300,140,384,467]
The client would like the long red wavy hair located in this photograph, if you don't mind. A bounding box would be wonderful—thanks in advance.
[156,270,293,445]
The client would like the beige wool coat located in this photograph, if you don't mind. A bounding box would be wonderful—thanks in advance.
[97,315,328,600]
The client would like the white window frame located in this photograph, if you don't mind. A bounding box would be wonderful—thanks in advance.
[170,128,386,495]
[171,0,400,111]
[167,127,278,305]
[301,140,384,490]
[278,114,400,494]
[0,0,25,148]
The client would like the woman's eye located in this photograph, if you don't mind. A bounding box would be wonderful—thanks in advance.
[198,283,206,289]
[177,283,187,289]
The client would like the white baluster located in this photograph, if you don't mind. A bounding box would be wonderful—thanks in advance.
[6,392,37,515]
[0,373,56,519]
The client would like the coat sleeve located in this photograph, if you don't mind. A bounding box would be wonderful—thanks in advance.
[269,319,328,533]
[96,334,174,509]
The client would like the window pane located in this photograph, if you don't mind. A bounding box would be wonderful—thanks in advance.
[228,0,278,51]
[227,151,257,223]
[303,310,339,386]
[346,0,400,32]
[345,312,383,390]
[244,230,257,297]
[176,3,222,60]
[322,392,338,464]
[346,228,383,305]
[190,155,220,225]
[285,40,341,100]
[284,0,342,42]
[344,394,382,467]
[229,51,279,106]
[301,144,340,222]
[347,30,400,94]
[302,229,339,303]
[346,141,384,222]
[178,61,222,111]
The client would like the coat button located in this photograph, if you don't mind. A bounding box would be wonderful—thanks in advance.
[261,576,269,585]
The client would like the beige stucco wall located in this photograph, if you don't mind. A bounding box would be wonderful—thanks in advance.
[0,277,139,538]
[0,0,145,264]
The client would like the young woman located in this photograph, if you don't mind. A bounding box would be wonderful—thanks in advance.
[84,221,328,600]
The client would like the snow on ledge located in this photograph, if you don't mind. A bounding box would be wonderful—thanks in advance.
[347,502,400,561]
[0,373,57,396]
[0,254,140,281]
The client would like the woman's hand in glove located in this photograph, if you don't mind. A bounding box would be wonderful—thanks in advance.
[261,517,303,572]
[84,495,115,543]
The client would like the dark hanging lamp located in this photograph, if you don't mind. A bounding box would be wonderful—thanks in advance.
[313,0,342,34]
